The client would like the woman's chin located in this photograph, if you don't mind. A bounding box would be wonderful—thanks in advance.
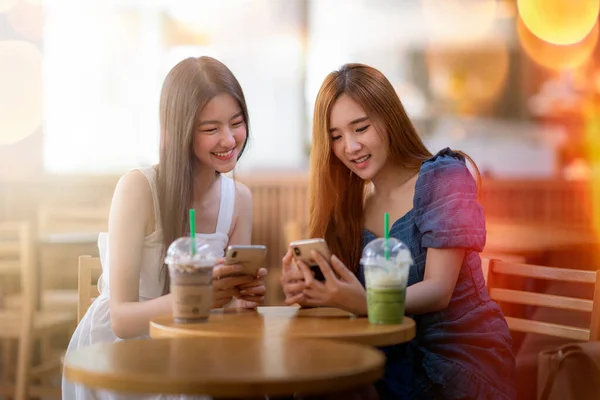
[213,162,237,174]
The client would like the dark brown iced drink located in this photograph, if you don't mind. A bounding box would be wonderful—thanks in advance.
[165,237,217,324]
[169,261,214,323]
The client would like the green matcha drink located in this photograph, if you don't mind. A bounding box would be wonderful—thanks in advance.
[366,285,406,324]
[361,237,412,325]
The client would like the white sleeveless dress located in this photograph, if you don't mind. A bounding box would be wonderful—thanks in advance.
[62,167,235,400]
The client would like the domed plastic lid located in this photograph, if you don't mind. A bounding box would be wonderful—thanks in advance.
[360,237,413,268]
[164,237,218,267]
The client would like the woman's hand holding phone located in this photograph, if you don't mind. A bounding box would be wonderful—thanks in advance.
[212,262,253,308]
[281,249,308,305]
[281,244,368,315]
[234,267,268,308]
[211,259,268,309]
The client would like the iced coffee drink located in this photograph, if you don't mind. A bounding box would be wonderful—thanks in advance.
[165,237,217,323]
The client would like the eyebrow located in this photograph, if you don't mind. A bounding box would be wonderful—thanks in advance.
[328,116,369,133]
[198,111,244,126]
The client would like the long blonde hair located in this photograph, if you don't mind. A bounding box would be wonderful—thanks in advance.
[157,56,250,294]
[309,63,480,272]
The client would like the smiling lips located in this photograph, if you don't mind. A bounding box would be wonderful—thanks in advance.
[212,148,234,161]
[351,154,371,169]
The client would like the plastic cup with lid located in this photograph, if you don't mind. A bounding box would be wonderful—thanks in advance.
[361,237,412,324]
[165,237,218,323]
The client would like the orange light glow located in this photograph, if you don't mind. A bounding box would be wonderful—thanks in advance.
[517,0,600,45]
[518,17,598,71]
[583,98,600,245]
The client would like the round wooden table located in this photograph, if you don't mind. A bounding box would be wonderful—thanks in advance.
[63,337,385,397]
[150,306,415,347]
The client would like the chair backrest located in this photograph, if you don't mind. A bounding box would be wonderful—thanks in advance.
[0,222,35,311]
[77,255,102,323]
[480,253,527,284]
[485,259,600,341]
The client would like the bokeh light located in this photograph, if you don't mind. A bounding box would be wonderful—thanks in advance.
[517,0,600,45]
[518,17,598,71]
[0,40,43,145]
[426,42,510,113]
[422,0,498,44]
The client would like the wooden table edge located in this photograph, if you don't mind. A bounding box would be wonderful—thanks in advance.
[63,364,385,397]
[62,338,386,397]
[150,315,416,347]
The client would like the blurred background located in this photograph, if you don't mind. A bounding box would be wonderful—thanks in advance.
[1,0,599,176]
[1,0,600,398]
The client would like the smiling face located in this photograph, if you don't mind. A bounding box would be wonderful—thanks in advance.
[328,94,388,181]
[193,93,247,173]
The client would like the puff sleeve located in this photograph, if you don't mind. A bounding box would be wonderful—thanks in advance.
[414,149,486,251]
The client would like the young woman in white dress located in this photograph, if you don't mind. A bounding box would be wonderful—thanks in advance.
[62,56,267,400]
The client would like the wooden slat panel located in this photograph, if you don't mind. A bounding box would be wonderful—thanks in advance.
[241,174,309,269]
[479,179,593,229]
[0,242,20,257]
[504,317,590,341]
[489,288,593,312]
[492,261,596,283]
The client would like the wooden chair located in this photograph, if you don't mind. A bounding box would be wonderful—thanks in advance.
[486,259,600,341]
[33,204,108,313]
[3,205,101,312]
[485,259,600,399]
[480,253,526,284]
[77,256,102,323]
[3,206,107,315]
[0,222,76,400]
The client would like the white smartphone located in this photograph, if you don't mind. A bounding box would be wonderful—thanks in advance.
[289,238,332,281]
[223,245,267,277]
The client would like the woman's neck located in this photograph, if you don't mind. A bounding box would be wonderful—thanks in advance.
[370,161,417,199]
[192,166,219,202]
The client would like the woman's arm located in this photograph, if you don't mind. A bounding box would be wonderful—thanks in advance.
[404,247,465,315]
[408,155,483,315]
[108,170,172,339]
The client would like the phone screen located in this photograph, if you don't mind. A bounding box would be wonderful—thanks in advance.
[310,265,326,282]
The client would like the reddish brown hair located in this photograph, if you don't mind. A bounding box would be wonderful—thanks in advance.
[309,64,481,272]
[309,63,433,272]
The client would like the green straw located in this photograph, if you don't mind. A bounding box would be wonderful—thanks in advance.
[384,212,390,260]
[189,208,196,255]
